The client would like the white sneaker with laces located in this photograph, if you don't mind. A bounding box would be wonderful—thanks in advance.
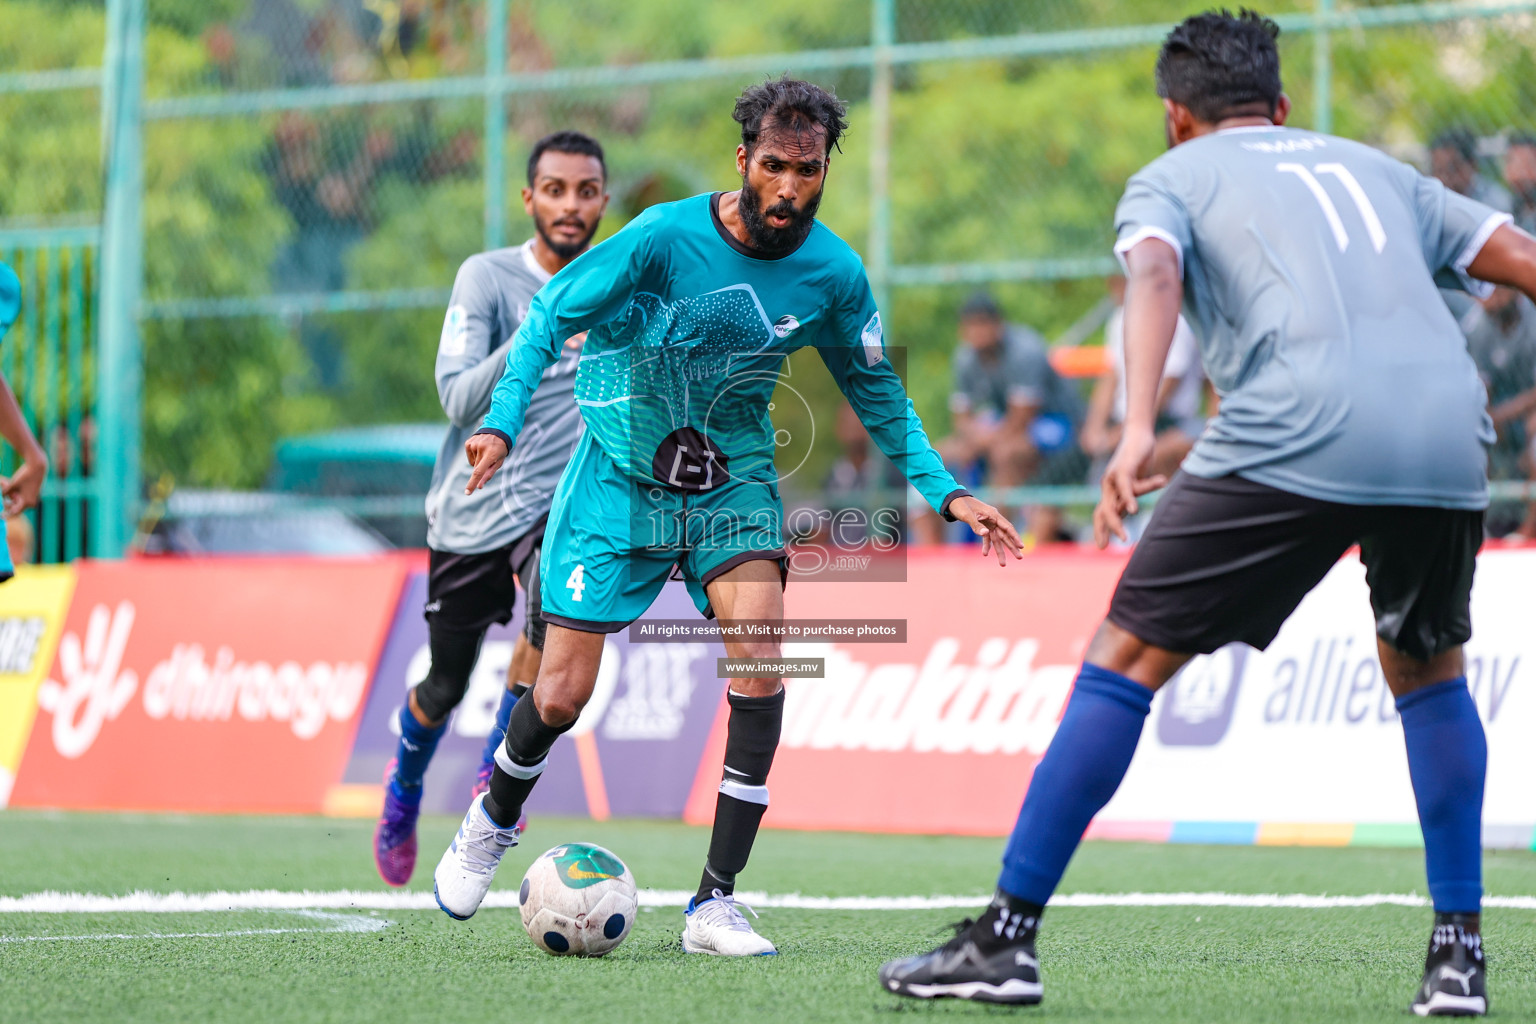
[681,889,777,956]
[433,794,520,920]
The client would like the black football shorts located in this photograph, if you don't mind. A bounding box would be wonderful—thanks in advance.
[426,513,548,649]
[1107,473,1482,662]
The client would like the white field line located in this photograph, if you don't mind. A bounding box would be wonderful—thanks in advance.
[0,910,390,944]
[5,890,1536,914]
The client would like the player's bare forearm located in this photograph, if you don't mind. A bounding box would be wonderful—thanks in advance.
[0,374,46,516]
[1093,238,1180,547]
[0,376,43,461]
[1121,238,1183,436]
[1467,223,1536,301]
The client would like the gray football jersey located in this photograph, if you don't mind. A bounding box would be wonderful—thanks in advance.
[1115,126,1510,510]
[426,241,583,553]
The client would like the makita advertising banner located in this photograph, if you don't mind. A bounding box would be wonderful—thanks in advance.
[10,559,405,813]
[339,573,726,818]
[687,549,1130,835]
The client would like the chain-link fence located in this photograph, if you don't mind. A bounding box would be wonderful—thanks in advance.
[5,0,1536,553]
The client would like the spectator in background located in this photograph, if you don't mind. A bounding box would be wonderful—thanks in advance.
[1504,133,1536,236]
[48,416,94,559]
[1432,129,1511,324]
[1431,128,1512,213]
[1081,275,1205,485]
[1463,286,1536,536]
[928,291,1083,545]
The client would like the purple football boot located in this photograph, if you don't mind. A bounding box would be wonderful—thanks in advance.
[469,758,528,830]
[470,759,494,801]
[374,759,421,887]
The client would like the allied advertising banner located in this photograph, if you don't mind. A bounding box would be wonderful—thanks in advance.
[10,559,405,813]
[0,566,77,808]
[1098,548,1536,847]
[340,574,726,818]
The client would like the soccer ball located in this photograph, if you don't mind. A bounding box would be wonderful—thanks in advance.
[518,842,638,956]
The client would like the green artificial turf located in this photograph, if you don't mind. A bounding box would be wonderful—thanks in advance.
[3,811,1535,1023]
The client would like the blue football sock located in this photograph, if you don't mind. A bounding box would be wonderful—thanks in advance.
[1396,677,1486,914]
[390,701,446,800]
[998,663,1154,906]
[480,687,520,769]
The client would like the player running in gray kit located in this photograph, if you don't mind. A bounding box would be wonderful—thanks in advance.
[882,11,1536,1016]
[373,131,609,887]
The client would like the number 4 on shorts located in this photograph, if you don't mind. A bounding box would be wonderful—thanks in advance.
[566,564,586,602]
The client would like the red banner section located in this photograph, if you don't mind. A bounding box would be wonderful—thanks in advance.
[685,549,1129,835]
[11,558,405,813]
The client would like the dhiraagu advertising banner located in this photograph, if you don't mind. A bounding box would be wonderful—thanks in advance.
[0,564,77,807]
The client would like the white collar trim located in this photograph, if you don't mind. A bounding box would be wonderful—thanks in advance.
[521,239,553,284]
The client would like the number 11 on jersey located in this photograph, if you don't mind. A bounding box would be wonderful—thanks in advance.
[1277,162,1387,254]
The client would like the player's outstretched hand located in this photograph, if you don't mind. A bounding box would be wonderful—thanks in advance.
[464,432,509,494]
[947,495,1025,566]
[0,448,47,518]
[1093,427,1166,548]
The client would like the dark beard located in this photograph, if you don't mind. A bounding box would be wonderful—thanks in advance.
[535,212,598,261]
[738,183,821,256]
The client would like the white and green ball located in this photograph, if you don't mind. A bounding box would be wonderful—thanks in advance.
[518,843,638,956]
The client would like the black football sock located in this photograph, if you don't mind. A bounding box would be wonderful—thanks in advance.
[695,688,784,904]
[483,693,571,828]
[971,890,1044,953]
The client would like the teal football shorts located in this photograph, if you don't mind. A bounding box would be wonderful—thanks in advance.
[538,431,786,632]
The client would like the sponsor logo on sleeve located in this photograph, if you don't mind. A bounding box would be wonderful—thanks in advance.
[441,304,468,357]
[860,312,884,366]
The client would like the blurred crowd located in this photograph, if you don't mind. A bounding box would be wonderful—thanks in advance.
[825,129,1536,547]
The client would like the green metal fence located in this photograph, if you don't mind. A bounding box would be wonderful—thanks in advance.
[0,227,104,560]
[6,0,1536,553]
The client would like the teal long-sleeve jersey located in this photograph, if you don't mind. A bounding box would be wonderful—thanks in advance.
[477,192,967,515]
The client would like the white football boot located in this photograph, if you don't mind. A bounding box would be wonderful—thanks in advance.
[681,889,777,956]
[433,793,520,920]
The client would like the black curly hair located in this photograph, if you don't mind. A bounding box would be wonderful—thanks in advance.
[732,75,849,158]
[1156,9,1283,124]
[526,130,605,187]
